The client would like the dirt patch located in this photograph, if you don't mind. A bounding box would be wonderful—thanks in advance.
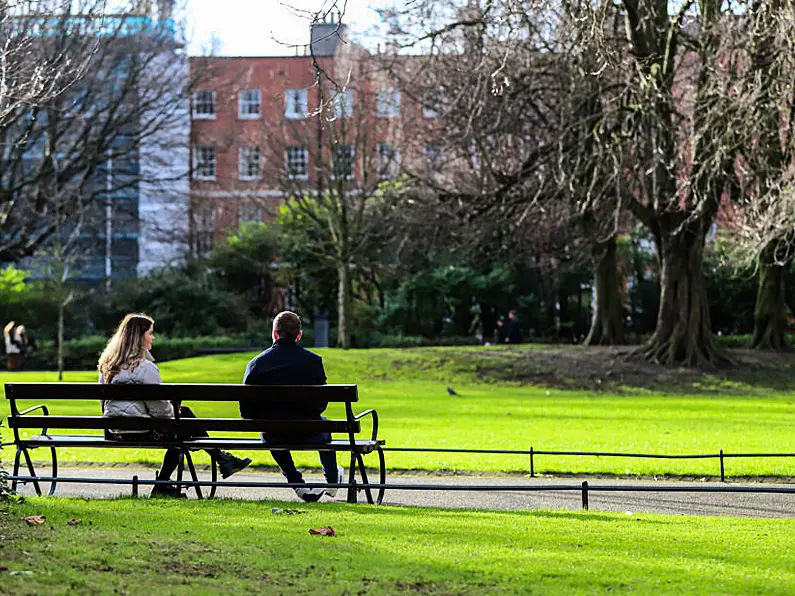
[465,346,795,394]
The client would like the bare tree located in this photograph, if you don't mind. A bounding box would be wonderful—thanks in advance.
[1,1,192,273]
[724,2,795,350]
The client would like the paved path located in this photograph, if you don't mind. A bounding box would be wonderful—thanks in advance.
[12,466,795,518]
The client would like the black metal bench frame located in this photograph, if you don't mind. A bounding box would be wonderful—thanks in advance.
[5,382,385,504]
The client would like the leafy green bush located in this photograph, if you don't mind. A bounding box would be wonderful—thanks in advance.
[30,335,270,370]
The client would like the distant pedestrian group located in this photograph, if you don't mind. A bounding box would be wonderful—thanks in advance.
[493,310,523,345]
[4,321,32,371]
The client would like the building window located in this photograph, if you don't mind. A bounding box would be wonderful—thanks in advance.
[238,146,261,180]
[192,205,216,258]
[285,88,308,119]
[286,145,308,179]
[333,143,355,180]
[377,143,398,179]
[193,145,216,180]
[376,88,400,118]
[239,203,264,224]
[238,89,261,119]
[333,89,354,119]
[422,88,444,119]
[424,144,443,166]
[192,90,216,119]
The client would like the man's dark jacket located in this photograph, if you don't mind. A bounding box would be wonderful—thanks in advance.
[239,338,328,420]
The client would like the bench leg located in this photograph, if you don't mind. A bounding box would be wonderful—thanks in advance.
[11,447,21,493]
[185,452,203,500]
[208,451,218,500]
[356,448,387,505]
[21,447,42,497]
[47,446,58,497]
[346,452,358,503]
[356,453,373,504]
[375,447,386,505]
[175,450,185,496]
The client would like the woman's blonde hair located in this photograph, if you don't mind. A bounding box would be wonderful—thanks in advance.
[4,321,15,338]
[98,313,154,383]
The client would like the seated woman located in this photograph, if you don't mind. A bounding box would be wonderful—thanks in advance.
[98,313,251,498]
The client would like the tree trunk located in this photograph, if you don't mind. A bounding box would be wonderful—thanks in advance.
[642,232,727,367]
[336,263,351,349]
[749,251,790,350]
[585,235,625,346]
[57,302,65,381]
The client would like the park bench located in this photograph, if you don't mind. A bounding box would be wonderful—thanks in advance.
[4,382,385,504]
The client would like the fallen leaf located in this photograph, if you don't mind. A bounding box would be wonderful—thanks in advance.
[309,526,337,537]
[21,515,45,526]
[67,519,81,526]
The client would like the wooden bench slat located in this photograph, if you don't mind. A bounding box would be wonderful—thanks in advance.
[20,436,383,452]
[5,383,358,403]
[8,416,359,434]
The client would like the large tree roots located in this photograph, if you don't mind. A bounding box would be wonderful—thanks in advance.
[633,331,733,369]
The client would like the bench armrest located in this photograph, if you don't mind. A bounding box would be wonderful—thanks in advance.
[353,409,379,442]
[18,404,50,417]
[16,404,51,436]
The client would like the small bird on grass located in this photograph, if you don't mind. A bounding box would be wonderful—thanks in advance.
[446,386,459,396]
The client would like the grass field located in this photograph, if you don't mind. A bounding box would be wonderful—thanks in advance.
[1,346,794,477]
[1,498,794,595]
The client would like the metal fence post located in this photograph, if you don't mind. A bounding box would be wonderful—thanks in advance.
[720,449,725,482]
[132,475,139,497]
[530,446,535,478]
[581,481,589,510]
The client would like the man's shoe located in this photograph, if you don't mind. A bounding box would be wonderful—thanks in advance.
[150,482,188,499]
[217,451,253,479]
[294,486,325,502]
[325,465,346,498]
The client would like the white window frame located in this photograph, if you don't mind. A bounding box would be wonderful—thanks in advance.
[192,90,216,120]
[332,143,355,180]
[238,146,261,180]
[285,145,309,180]
[333,89,354,119]
[285,88,308,119]
[376,88,400,118]
[193,145,216,181]
[377,143,399,179]
[422,88,443,119]
[239,203,264,224]
[238,89,261,119]
[192,205,217,257]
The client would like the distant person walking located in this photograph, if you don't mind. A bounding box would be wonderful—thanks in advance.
[505,310,523,344]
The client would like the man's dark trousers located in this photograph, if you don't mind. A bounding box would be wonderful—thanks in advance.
[240,338,338,485]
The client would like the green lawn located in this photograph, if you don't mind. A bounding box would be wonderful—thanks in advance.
[1,347,795,477]
[1,498,794,595]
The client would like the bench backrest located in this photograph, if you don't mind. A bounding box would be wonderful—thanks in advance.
[5,382,361,439]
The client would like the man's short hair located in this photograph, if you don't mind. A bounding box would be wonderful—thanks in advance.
[273,311,302,341]
[509,309,518,317]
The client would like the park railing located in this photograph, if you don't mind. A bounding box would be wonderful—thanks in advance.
[5,474,795,511]
[382,446,795,482]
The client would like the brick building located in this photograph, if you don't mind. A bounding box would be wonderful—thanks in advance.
[188,17,442,256]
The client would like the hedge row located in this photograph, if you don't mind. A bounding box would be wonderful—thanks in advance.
[26,333,482,370]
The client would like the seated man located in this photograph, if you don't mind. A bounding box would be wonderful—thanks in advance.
[240,311,343,502]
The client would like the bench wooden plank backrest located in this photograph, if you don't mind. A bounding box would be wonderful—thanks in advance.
[5,383,358,403]
[5,382,361,440]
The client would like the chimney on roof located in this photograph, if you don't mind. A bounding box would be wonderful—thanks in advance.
[310,14,347,57]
